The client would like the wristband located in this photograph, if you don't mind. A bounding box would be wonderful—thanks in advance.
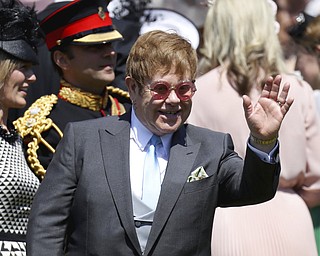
[250,134,277,145]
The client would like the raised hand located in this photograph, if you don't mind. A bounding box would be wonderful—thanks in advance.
[242,75,294,150]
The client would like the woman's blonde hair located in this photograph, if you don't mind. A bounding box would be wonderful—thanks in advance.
[199,0,286,95]
[0,50,20,90]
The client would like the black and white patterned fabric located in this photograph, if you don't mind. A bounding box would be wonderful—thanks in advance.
[0,136,39,256]
[0,241,26,255]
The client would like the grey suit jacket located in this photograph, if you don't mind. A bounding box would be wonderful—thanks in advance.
[26,111,280,256]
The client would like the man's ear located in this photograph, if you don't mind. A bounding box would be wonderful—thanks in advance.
[125,76,137,95]
[53,50,70,71]
[315,44,320,54]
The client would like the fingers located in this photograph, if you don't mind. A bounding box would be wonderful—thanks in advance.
[274,81,294,115]
[280,90,294,114]
[261,75,282,101]
[270,75,282,101]
[242,95,253,118]
[282,98,294,113]
[260,76,273,98]
[276,82,290,105]
[262,75,294,109]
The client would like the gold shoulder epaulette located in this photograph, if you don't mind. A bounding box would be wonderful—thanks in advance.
[107,85,130,99]
[13,94,62,180]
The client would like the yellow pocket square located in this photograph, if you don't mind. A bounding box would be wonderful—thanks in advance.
[187,166,208,182]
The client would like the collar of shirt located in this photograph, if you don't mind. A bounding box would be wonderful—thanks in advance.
[130,109,172,158]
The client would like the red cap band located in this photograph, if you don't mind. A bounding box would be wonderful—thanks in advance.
[45,12,113,50]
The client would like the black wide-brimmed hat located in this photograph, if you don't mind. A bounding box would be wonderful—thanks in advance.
[0,0,42,64]
[39,0,123,51]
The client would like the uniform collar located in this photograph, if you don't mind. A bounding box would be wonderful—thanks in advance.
[58,79,109,111]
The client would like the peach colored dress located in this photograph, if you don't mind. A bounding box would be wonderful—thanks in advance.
[188,67,320,256]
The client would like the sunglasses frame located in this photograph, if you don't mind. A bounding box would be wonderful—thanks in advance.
[146,80,197,101]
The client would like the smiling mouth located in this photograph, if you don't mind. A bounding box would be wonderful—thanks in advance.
[101,63,114,68]
[19,88,28,93]
[159,110,180,116]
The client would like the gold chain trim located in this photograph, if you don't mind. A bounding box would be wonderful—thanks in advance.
[107,85,130,99]
[13,83,129,180]
[13,94,61,180]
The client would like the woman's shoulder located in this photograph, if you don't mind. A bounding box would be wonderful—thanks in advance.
[197,66,223,81]
[280,72,314,96]
[280,72,311,87]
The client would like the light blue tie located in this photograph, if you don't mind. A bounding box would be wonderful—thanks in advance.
[142,135,162,210]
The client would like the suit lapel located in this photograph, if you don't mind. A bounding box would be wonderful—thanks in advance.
[99,113,141,254]
[144,126,201,255]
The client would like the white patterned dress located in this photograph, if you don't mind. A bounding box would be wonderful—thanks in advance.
[0,134,40,256]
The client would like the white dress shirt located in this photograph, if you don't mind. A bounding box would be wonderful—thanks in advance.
[129,110,173,200]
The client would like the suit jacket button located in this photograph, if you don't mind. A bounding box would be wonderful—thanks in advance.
[135,221,141,228]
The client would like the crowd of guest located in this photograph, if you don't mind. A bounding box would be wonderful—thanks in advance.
[188,0,320,255]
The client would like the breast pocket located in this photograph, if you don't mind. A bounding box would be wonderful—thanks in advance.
[183,175,217,194]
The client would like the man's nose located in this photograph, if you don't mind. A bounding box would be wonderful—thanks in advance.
[165,89,180,103]
[102,44,116,57]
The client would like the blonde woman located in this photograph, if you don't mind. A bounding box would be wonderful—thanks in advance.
[0,0,41,254]
[188,0,320,255]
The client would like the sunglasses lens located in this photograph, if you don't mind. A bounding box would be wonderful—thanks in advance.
[151,83,169,99]
[176,82,195,101]
[149,81,196,101]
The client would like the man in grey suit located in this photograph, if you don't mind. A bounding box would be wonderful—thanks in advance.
[26,30,294,255]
